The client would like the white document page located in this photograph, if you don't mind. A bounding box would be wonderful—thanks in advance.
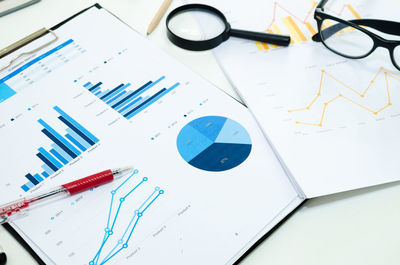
[192,0,400,197]
[0,7,303,265]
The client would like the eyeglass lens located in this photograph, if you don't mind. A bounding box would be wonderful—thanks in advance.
[320,19,374,58]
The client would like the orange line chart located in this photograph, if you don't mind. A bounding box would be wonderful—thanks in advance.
[288,67,400,127]
[255,1,361,51]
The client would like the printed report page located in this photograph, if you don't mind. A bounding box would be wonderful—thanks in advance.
[0,7,303,265]
[192,0,400,197]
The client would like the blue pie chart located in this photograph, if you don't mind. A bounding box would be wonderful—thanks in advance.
[176,116,252,171]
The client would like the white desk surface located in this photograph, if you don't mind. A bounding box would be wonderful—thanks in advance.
[1,1,400,264]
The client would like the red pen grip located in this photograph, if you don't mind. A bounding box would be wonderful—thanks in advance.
[62,169,114,195]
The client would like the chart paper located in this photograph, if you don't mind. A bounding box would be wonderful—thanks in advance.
[194,0,400,197]
[0,7,302,265]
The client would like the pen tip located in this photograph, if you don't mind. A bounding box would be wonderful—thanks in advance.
[112,167,134,178]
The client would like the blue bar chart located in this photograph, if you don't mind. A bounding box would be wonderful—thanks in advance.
[21,106,99,192]
[84,76,180,120]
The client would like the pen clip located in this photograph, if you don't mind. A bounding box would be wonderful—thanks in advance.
[0,28,59,73]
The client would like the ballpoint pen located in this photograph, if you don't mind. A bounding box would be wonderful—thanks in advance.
[0,167,133,224]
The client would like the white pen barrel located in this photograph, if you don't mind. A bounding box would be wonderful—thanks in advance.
[0,186,68,224]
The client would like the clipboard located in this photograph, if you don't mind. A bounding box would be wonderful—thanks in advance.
[0,5,102,265]
[2,207,304,265]
[0,4,306,264]
[0,4,100,70]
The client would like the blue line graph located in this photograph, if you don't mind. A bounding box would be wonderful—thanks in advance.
[90,169,164,265]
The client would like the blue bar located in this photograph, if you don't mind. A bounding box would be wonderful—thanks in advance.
[129,76,165,99]
[104,83,131,104]
[37,152,59,172]
[21,185,29,192]
[58,116,96,145]
[0,39,74,83]
[126,83,179,119]
[25,173,39,185]
[118,83,131,91]
[100,84,125,101]
[33,173,44,182]
[51,143,73,162]
[50,148,68,165]
[113,91,134,110]
[94,90,102,96]
[115,92,143,111]
[41,164,54,175]
[120,96,146,115]
[106,90,126,105]
[42,171,49,178]
[88,82,102,92]
[39,119,81,157]
[112,81,152,108]
[167,82,180,90]
[0,83,17,103]
[91,85,102,94]
[65,134,86,151]
[54,106,99,144]
[125,90,165,118]
[84,82,92,88]
[96,89,110,98]
[26,181,34,189]
[42,128,79,158]
[112,76,165,108]
[38,147,63,169]
[66,128,91,149]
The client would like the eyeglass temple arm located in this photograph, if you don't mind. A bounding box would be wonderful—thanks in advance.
[312,19,400,42]
[317,0,329,9]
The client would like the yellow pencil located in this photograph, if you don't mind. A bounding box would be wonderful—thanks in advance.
[147,0,173,35]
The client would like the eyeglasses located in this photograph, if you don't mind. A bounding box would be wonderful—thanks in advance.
[312,0,400,71]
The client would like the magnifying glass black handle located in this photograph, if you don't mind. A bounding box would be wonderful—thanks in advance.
[230,29,291,46]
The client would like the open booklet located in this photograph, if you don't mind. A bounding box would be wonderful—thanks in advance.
[0,5,304,265]
[189,0,400,198]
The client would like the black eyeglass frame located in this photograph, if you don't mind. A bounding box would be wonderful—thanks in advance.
[312,0,400,70]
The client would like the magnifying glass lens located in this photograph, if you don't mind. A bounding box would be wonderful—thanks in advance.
[167,10,226,41]
[167,4,291,51]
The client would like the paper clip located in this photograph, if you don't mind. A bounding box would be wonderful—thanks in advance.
[0,28,58,72]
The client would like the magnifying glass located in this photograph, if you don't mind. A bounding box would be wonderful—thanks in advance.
[166,4,291,51]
